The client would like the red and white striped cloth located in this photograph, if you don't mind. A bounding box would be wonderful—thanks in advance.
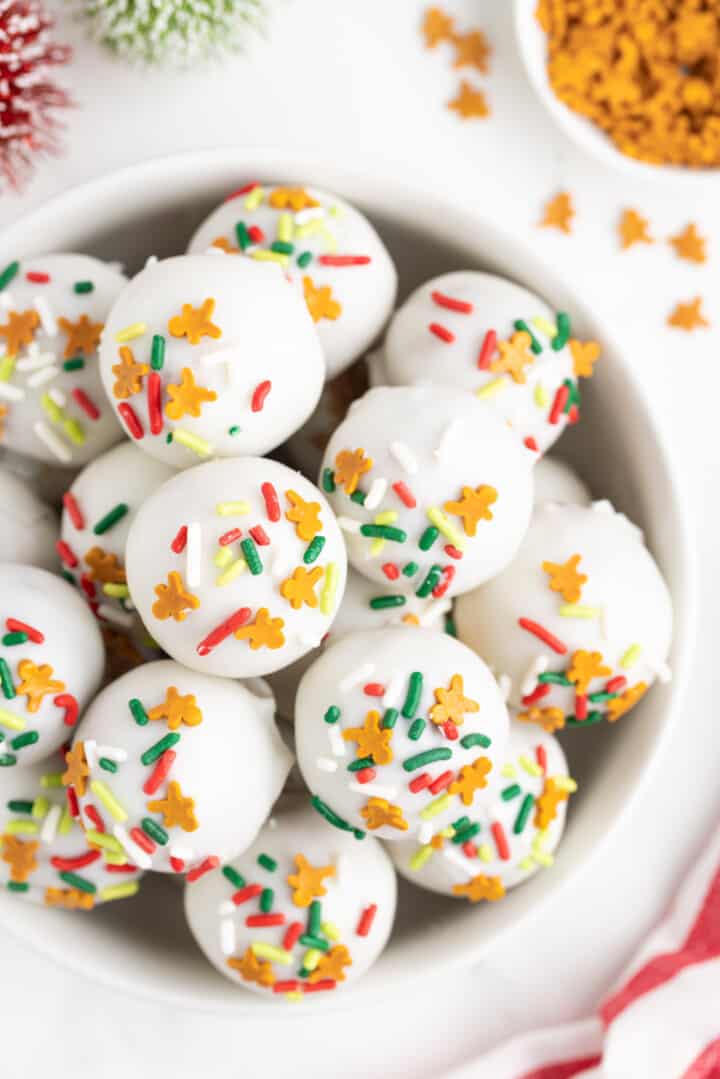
[462,822,720,1078]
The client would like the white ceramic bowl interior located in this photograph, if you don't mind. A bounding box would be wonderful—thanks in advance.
[513,0,718,185]
[0,150,695,1012]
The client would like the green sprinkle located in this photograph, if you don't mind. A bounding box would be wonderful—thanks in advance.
[588,691,617,703]
[514,319,542,354]
[228,425,241,436]
[360,524,406,541]
[322,468,335,493]
[258,853,277,872]
[0,262,19,291]
[310,795,365,840]
[324,706,340,725]
[552,312,571,351]
[73,280,94,293]
[452,816,471,833]
[369,595,406,610]
[402,747,452,772]
[298,934,329,951]
[402,672,423,719]
[297,966,310,979]
[141,817,169,845]
[151,335,166,370]
[565,711,604,728]
[538,672,572,686]
[0,658,15,700]
[129,698,149,726]
[99,757,118,773]
[7,881,29,892]
[416,565,442,598]
[2,632,27,646]
[93,503,129,535]
[260,887,274,913]
[419,526,439,551]
[11,731,38,750]
[0,754,17,767]
[452,822,481,844]
[308,900,322,935]
[61,571,76,585]
[347,756,374,772]
[407,718,426,741]
[235,221,251,250]
[304,535,326,564]
[59,871,96,894]
[445,614,457,638]
[240,537,263,576]
[514,793,535,834]
[351,490,367,506]
[223,865,246,889]
[141,732,180,766]
[7,799,33,814]
[402,562,419,577]
[382,708,399,729]
[63,357,85,372]
[460,733,492,749]
[271,241,294,255]
[40,772,62,788]
[501,784,522,801]
[297,251,313,268]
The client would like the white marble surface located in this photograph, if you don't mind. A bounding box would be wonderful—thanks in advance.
[2,2,719,1076]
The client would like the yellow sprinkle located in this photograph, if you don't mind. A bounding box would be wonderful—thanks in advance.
[114,322,147,343]
[86,830,124,855]
[501,764,517,778]
[103,583,129,598]
[90,780,128,822]
[620,643,642,669]
[277,213,294,243]
[369,538,385,558]
[216,501,250,516]
[214,547,233,568]
[409,845,433,870]
[4,820,39,835]
[320,561,339,615]
[478,843,493,863]
[63,418,85,446]
[534,383,550,408]
[0,708,25,732]
[250,250,289,267]
[553,776,578,793]
[295,219,325,240]
[420,792,453,821]
[245,185,265,211]
[103,850,130,865]
[426,507,466,551]
[536,851,555,867]
[251,942,291,965]
[374,511,397,525]
[0,355,15,382]
[31,797,48,820]
[321,921,340,941]
[285,992,303,1002]
[318,226,338,253]
[172,429,213,457]
[100,881,140,902]
[532,316,557,339]
[216,558,247,587]
[519,755,543,778]
[58,808,73,836]
[439,826,454,838]
[518,856,535,871]
[559,604,601,619]
[40,772,63,789]
[40,393,62,423]
[476,378,506,400]
[303,949,321,971]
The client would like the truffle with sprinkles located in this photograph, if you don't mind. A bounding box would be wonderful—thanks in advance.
[69,661,292,877]
[319,385,534,597]
[98,255,325,468]
[0,255,126,466]
[187,183,397,379]
[124,457,348,678]
[388,721,575,901]
[0,470,59,570]
[294,627,510,842]
[0,753,143,908]
[455,501,672,727]
[377,272,597,455]
[184,799,396,1001]
[0,565,104,766]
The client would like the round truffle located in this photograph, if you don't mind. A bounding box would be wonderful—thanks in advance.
[0,565,104,765]
[388,721,575,900]
[125,457,348,678]
[0,471,58,570]
[381,271,597,454]
[534,456,590,508]
[320,385,534,597]
[295,627,510,842]
[70,661,292,877]
[184,799,397,1001]
[454,501,673,727]
[98,255,325,467]
[0,254,126,466]
[187,183,397,378]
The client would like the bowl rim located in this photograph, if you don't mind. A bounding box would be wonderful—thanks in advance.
[512,0,719,185]
[0,147,699,1012]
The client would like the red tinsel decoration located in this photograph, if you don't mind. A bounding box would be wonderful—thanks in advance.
[0,0,71,189]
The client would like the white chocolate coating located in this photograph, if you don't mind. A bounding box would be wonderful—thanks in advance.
[295,628,510,841]
[72,661,293,876]
[0,255,126,465]
[188,183,397,378]
[388,722,573,898]
[59,442,175,632]
[0,470,59,570]
[125,457,348,679]
[284,360,369,480]
[534,456,590,508]
[0,754,143,907]
[0,565,104,765]
[184,800,397,1000]
[381,272,581,454]
[455,501,673,724]
[98,255,325,468]
[320,385,534,597]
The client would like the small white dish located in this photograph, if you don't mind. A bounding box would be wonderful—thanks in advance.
[0,149,696,1011]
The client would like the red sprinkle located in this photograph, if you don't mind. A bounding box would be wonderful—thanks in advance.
[575,694,588,720]
[80,575,96,600]
[518,618,568,655]
[363,683,385,697]
[431,290,473,314]
[524,436,539,452]
[62,492,85,530]
[444,544,463,560]
[196,608,251,657]
[549,384,570,425]
[443,720,459,741]
[105,862,138,873]
[232,883,263,906]
[169,856,185,873]
[521,683,551,707]
[606,676,627,694]
[84,804,104,832]
[261,482,280,522]
[51,849,101,871]
[355,768,377,784]
[251,380,272,413]
[249,525,270,546]
[536,744,548,774]
[382,562,400,581]
[218,527,243,546]
[142,749,177,795]
[247,225,265,244]
[131,827,156,854]
[392,481,416,508]
[56,539,78,568]
[568,405,580,425]
[71,388,100,421]
[477,329,497,369]
[273,980,302,994]
[25,271,50,283]
[171,525,188,553]
[433,565,455,598]
[118,401,144,440]
[6,618,44,643]
[147,371,163,435]
[462,841,478,858]
[428,770,454,795]
[428,322,455,343]
[303,979,336,994]
[409,772,431,793]
[492,821,511,861]
[318,254,371,266]
[186,856,220,884]
[356,903,378,937]
[246,913,286,927]
[66,786,79,818]
[54,693,79,727]
[225,182,259,200]
[283,921,303,951]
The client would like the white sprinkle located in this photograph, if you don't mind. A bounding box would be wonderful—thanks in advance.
[96,745,128,763]
[220,918,236,956]
[33,420,71,462]
[443,845,475,875]
[144,255,158,269]
[98,604,135,628]
[33,295,57,336]
[498,674,512,702]
[201,347,239,387]
[48,387,66,407]
[0,382,25,402]
[218,900,235,916]
[40,804,62,844]
[419,597,452,628]
[16,351,56,372]
[434,419,460,460]
[295,206,325,224]
[389,440,418,474]
[520,655,548,698]
[84,739,98,770]
[383,673,405,710]
[418,821,434,844]
[364,477,388,511]
[316,757,338,773]
[113,825,152,870]
[338,516,361,534]
[27,365,59,389]
[328,725,346,758]
[339,663,374,691]
[350,782,397,799]
[186,522,202,588]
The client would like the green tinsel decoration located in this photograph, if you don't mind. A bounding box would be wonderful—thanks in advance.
[76,0,267,65]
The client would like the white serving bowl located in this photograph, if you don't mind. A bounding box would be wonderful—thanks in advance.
[513,0,718,185]
[0,150,695,1012]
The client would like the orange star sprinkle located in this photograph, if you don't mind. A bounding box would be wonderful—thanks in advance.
[62,741,89,797]
[112,346,149,400]
[444,484,497,536]
[168,298,222,345]
[152,571,200,622]
[227,947,275,988]
[343,709,394,765]
[308,944,352,984]
[303,276,342,322]
[233,608,285,650]
[333,448,372,496]
[429,673,480,727]
[165,367,217,420]
[567,649,612,695]
[1,834,39,883]
[84,546,126,584]
[360,797,409,832]
[147,780,199,832]
[619,209,653,249]
[569,338,600,379]
[0,309,39,357]
[422,7,454,48]
[668,297,709,331]
[45,887,95,910]
[453,873,505,903]
[491,330,536,383]
[534,777,570,829]
[15,659,65,713]
[449,755,493,806]
[280,565,324,610]
[518,706,566,733]
[58,314,103,358]
[269,187,319,211]
[211,236,239,255]
[287,853,335,908]
[452,29,491,72]
[607,681,647,722]
[448,80,490,120]
[542,553,587,603]
[670,224,706,264]
[147,686,203,730]
[285,489,323,541]
[540,192,574,234]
